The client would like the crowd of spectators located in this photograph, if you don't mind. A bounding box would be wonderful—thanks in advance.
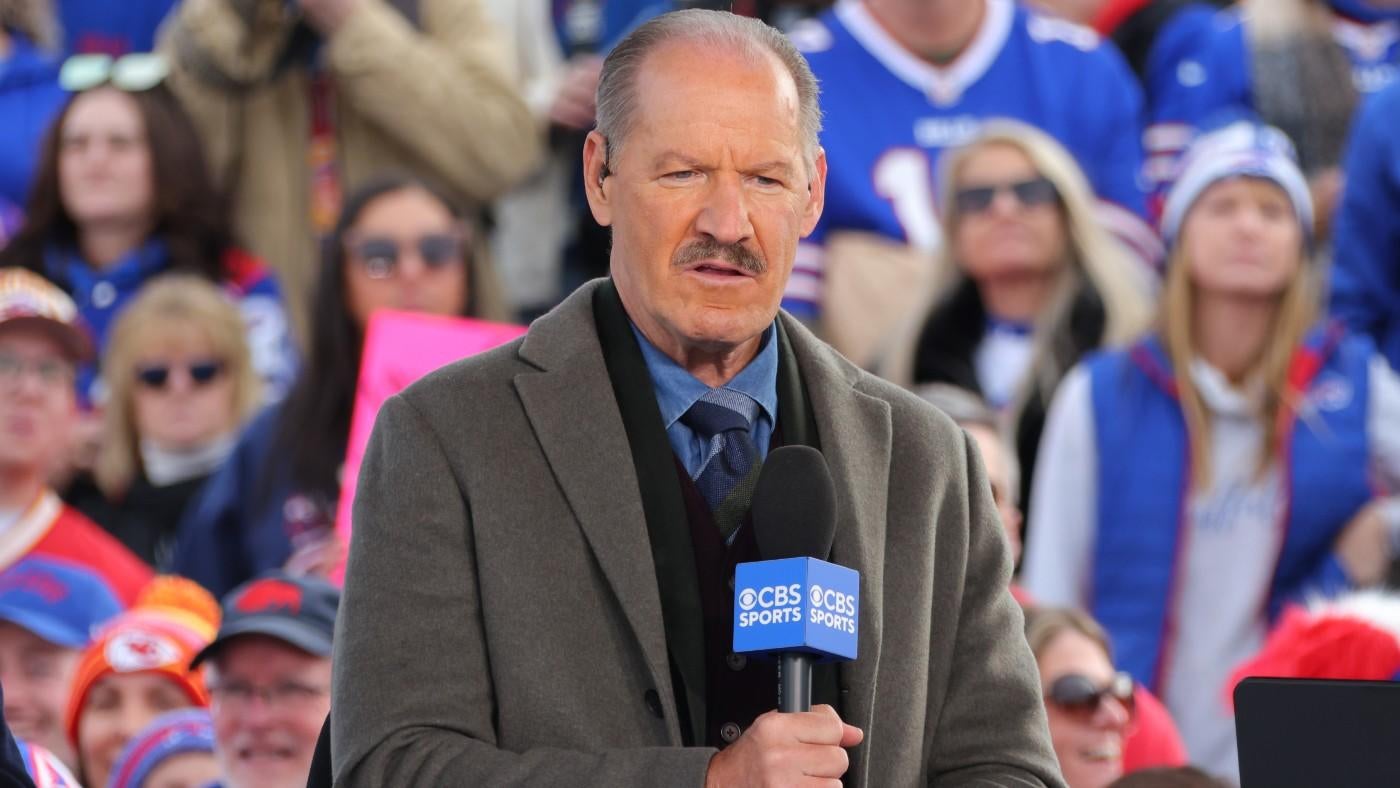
[0,0,1398,785]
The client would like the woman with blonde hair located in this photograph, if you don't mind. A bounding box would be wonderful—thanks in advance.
[1023,121,1400,777]
[70,274,260,567]
[892,119,1153,520]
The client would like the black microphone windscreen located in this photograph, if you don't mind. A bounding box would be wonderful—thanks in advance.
[751,446,837,561]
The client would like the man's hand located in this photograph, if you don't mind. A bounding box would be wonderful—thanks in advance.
[299,0,360,36]
[704,705,863,788]
[549,55,604,131]
[1334,499,1393,587]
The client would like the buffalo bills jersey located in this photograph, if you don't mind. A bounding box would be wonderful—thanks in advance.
[1147,4,1400,194]
[785,0,1156,317]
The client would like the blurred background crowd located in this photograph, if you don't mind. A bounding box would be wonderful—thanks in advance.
[1,0,1399,786]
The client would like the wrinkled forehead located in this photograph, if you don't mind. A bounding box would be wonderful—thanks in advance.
[627,40,806,163]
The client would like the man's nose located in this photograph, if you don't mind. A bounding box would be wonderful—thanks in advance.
[695,175,754,245]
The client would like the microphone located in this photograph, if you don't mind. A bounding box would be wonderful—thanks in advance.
[733,446,858,713]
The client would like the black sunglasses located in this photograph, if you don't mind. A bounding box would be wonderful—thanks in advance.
[135,359,225,390]
[347,232,465,280]
[1046,672,1135,720]
[954,177,1059,214]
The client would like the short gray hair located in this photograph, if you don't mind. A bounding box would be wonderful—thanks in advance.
[595,9,822,173]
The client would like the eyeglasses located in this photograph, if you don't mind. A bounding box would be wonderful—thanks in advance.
[0,350,75,388]
[135,359,225,390]
[59,53,170,93]
[1046,672,1136,721]
[954,177,1059,214]
[209,680,329,713]
[346,232,466,280]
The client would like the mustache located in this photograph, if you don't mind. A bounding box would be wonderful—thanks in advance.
[671,239,766,275]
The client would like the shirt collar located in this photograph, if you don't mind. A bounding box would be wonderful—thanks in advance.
[631,321,780,430]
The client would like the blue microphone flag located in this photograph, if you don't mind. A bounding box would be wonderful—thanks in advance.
[733,557,859,661]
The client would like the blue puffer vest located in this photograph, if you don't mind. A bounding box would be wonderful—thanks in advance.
[1086,324,1373,690]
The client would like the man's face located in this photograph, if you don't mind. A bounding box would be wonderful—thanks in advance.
[0,327,77,476]
[583,40,826,359]
[208,636,331,788]
[0,621,81,769]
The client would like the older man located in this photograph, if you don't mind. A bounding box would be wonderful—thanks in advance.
[192,573,337,788]
[334,10,1062,786]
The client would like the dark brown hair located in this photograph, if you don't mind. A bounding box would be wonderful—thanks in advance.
[0,83,234,282]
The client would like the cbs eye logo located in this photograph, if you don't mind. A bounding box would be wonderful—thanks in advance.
[739,588,759,610]
[810,585,824,607]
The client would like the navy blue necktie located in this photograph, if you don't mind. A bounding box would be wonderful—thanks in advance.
[681,389,761,542]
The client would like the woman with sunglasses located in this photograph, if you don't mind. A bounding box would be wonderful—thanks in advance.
[1023,121,1400,778]
[1024,605,1137,788]
[172,175,509,597]
[0,54,297,404]
[62,275,261,568]
[0,0,67,211]
[884,120,1153,527]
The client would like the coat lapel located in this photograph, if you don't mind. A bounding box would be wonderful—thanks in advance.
[512,283,680,739]
[781,314,891,784]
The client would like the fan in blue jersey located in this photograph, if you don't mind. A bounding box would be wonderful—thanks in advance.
[1331,78,1400,371]
[1033,1,1225,116]
[1147,0,1400,225]
[783,0,1158,324]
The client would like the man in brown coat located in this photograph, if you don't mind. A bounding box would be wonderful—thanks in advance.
[159,0,541,338]
[334,9,1064,786]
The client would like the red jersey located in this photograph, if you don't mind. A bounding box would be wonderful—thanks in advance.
[0,490,152,606]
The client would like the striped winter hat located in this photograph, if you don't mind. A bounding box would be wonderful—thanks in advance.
[1160,121,1313,249]
[106,709,216,788]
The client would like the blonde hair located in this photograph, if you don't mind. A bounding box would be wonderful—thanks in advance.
[95,275,261,497]
[1161,179,1317,489]
[927,120,1154,412]
[1023,605,1114,663]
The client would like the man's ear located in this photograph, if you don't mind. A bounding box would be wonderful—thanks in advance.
[583,131,613,228]
[800,146,828,238]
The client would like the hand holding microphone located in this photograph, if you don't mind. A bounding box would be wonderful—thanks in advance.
[704,704,863,788]
[705,447,863,786]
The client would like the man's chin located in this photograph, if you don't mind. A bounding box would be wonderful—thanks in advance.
[682,321,772,355]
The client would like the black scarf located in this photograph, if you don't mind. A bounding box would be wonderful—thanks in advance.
[591,279,841,746]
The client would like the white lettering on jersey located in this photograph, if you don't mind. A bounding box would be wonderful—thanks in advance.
[913,116,982,149]
[873,148,942,253]
[1027,14,1099,53]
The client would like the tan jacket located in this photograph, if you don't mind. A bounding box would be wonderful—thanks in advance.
[333,279,1066,787]
[160,0,542,338]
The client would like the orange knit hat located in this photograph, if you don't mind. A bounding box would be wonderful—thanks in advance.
[64,577,221,748]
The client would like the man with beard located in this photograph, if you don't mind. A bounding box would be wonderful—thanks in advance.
[193,573,336,788]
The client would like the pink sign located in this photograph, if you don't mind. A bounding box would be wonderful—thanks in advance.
[332,311,526,583]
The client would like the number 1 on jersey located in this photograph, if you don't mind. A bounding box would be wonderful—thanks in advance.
[873,148,942,254]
